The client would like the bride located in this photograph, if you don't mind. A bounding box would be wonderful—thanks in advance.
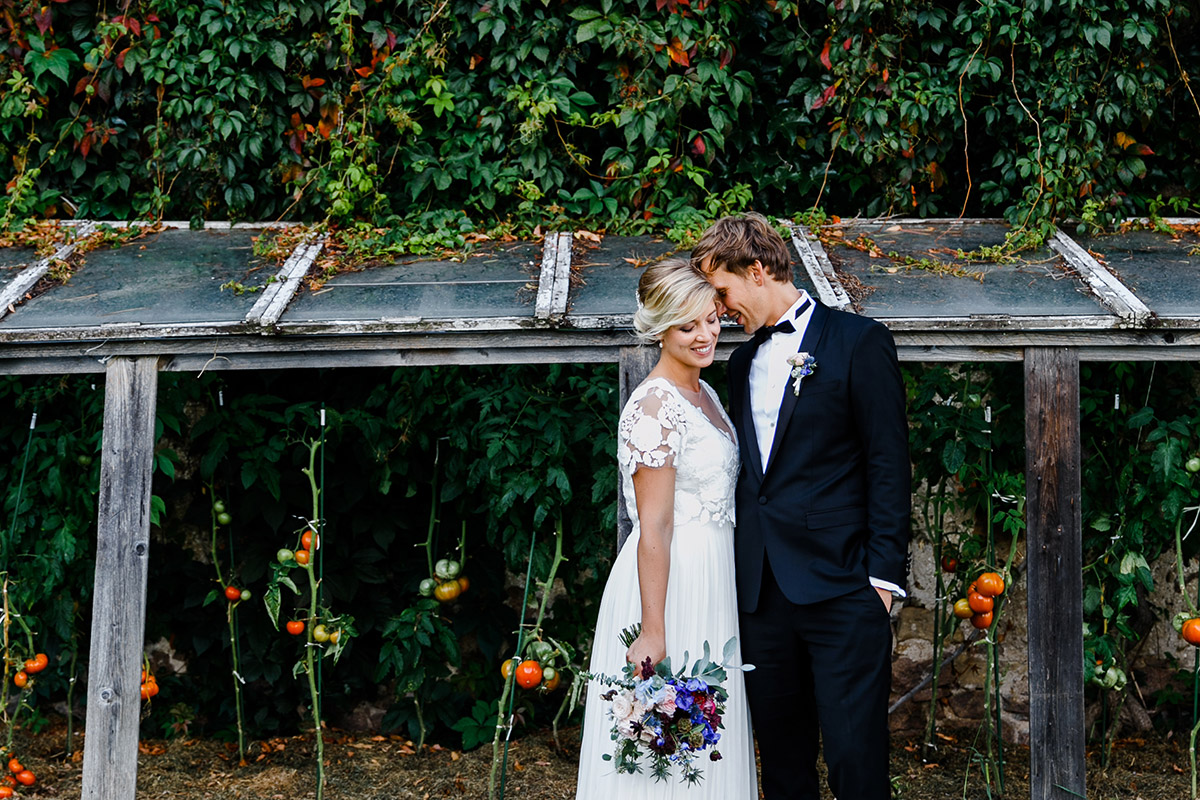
[576,258,757,798]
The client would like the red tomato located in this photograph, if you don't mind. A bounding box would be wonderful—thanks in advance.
[6,760,20,775]
[514,660,543,689]
[971,611,994,629]
[975,572,1005,597]
[14,771,33,787]
[0,785,12,798]
[941,555,958,573]
[286,620,305,635]
[225,585,242,601]
[1183,618,1200,646]
[12,672,27,689]
[967,591,994,614]
[302,530,319,549]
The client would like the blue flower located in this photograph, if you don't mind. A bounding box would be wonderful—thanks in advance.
[675,692,694,712]
[685,678,709,693]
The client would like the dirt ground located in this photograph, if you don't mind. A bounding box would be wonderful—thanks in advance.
[10,719,1194,799]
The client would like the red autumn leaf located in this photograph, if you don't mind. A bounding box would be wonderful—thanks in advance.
[318,118,335,139]
[843,37,852,51]
[882,67,889,83]
[126,18,141,36]
[811,83,838,110]
[301,75,326,90]
[33,7,52,34]
[74,76,91,96]
[386,29,397,50]
[719,46,735,69]
[819,37,832,70]
[354,66,373,77]
[115,47,130,70]
[667,37,689,67]
[691,135,706,156]
[78,134,91,158]
[1134,144,1154,156]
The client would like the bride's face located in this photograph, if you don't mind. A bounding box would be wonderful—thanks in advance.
[660,304,720,369]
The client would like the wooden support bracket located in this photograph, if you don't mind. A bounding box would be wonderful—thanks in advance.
[616,345,658,551]
[1049,229,1151,326]
[1024,346,1086,800]
[787,223,853,312]
[81,356,160,800]
[245,235,326,326]
[0,221,96,321]
[535,232,574,320]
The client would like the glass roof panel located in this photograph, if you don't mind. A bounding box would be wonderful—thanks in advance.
[1075,228,1200,317]
[282,241,541,323]
[824,222,1106,317]
[0,229,269,330]
[567,235,818,316]
[0,248,37,294]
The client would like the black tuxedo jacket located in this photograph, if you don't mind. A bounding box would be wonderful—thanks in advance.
[728,301,911,612]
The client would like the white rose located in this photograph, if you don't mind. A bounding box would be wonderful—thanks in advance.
[610,693,633,721]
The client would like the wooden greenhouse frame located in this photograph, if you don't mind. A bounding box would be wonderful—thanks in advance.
[2,217,1199,800]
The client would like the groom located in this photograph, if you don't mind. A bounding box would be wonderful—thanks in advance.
[692,214,910,800]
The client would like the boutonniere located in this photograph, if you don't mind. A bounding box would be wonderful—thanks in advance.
[786,352,817,395]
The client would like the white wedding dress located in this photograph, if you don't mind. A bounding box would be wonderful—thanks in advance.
[576,377,758,799]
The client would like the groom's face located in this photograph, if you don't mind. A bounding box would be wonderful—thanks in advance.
[700,259,767,334]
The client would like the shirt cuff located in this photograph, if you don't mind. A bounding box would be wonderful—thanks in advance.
[870,577,906,599]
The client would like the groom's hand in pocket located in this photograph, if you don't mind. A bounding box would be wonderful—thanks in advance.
[875,587,893,613]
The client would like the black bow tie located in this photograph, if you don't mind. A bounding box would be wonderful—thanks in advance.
[752,298,811,345]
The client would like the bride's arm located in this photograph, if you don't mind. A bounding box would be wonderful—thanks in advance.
[626,463,675,670]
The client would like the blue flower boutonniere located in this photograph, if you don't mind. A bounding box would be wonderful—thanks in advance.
[786,352,817,396]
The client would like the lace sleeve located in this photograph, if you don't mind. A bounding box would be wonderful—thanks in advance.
[618,385,686,473]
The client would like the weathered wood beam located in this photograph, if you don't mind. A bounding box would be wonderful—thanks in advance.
[1049,229,1152,326]
[535,232,574,320]
[787,223,853,312]
[82,356,160,800]
[0,221,95,321]
[244,235,325,326]
[617,345,659,551]
[1023,346,1085,800]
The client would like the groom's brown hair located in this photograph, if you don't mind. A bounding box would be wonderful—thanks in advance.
[690,212,793,282]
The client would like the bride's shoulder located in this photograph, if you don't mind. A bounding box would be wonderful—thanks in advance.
[621,377,684,422]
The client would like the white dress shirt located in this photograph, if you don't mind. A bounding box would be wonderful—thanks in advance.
[748,292,905,599]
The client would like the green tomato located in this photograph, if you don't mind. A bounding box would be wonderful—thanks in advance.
[76,454,93,466]
[240,589,252,602]
[541,666,557,682]
[216,512,233,526]
[444,559,462,579]
[526,640,554,663]
[1187,457,1200,473]
[434,559,454,580]
[277,548,295,564]
[213,500,227,514]
[312,624,330,643]
[418,578,437,597]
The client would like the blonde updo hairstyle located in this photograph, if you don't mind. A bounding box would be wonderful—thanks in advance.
[633,257,719,345]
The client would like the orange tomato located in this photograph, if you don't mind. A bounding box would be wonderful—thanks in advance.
[544,671,562,691]
[0,785,12,798]
[971,611,994,629]
[294,549,311,566]
[457,576,470,593]
[301,530,319,549]
[12,672,27,689]
[141,684,152,700]
[6,760,20,775]
[975,572,1005,597]
[14,770,33,787]
[952,599,974,619]
[514,659,543,689]
[1183,618,1200,646]
[500,658,518,680]
[967,591,994,614]
[433,581,461,603]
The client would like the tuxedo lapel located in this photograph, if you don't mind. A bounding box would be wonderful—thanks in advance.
[732,342,765,480]
[765,303,830,472]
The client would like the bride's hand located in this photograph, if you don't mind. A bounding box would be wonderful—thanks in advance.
[625,631,666,673]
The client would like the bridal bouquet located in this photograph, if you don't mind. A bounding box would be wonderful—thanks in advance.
[591,625,751,786]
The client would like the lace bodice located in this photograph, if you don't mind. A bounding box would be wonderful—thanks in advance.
[617,377,739,530]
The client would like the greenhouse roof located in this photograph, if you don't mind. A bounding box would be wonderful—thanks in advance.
[0,217,1197,374]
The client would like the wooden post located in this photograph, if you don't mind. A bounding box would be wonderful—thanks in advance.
[1024,346,1085,800]
[82,357,159,800]
[617,345,658,551]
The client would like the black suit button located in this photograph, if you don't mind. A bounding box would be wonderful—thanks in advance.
[758,496,767,505]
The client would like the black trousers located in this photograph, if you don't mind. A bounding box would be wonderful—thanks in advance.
[739,556,893,800]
